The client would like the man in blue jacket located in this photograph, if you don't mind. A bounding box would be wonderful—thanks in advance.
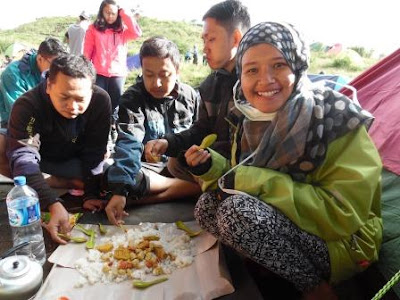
[104,37,200,225]
[0,37,66,127]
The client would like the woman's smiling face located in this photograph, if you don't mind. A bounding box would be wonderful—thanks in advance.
[240,43,296,113]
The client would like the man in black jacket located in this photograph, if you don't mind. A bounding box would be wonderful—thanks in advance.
[104,37,200,225]
[0,54,111,244]
[145,0,251,182]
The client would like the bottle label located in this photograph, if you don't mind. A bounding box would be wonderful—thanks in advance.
[8,200,41,227]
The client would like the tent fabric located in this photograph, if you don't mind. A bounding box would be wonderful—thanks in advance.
[375,169,400,297]
[326,43,343,55]
[340,48,400,175]
[126,54,141,71]
[339,49,400,298]
[4,42,28,58]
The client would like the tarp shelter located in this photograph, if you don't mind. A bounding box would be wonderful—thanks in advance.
[308,74,349,91]
[326,43,343,55]
[127,54,141,71]
[340,48,400,175]
[4,42,28,60]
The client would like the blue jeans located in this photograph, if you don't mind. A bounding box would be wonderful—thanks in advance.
[95,75,126,122]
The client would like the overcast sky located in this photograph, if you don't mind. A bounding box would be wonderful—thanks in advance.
[1,0,398,55]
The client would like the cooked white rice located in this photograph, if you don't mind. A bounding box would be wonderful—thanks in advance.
[74,222,194,287]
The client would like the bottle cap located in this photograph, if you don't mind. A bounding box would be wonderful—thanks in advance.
[13,176,26,186]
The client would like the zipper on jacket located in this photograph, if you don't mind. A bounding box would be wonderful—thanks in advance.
[163,102,172,136]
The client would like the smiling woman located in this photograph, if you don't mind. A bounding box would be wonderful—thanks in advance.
[240,43,296,114]
[185,21,382,299]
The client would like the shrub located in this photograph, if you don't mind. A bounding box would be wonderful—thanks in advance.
[350,46,374,58]
[331,56,353,68]
[330,56,363,72]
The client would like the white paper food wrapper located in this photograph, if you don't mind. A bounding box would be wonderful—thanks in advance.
[36,222,235,300]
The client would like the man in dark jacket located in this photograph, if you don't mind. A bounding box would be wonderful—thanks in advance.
[0,54,111,243]
[104,37,200,225]
[145,0,251,181]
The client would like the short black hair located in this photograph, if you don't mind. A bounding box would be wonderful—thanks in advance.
[139,36,181,71]
[203,0,251,34]
[48,54,96,84]
[37,37,67,58]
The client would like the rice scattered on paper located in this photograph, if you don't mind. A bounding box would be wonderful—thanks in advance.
[74,223,194,287]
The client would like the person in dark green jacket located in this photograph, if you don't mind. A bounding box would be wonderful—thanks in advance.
[184,22,382,298]
[0,37,66,127]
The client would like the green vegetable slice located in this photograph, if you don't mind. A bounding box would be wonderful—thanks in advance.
[57,233,87,243]
[175,221,202,237]
[75,224,93,236]
[199,134,217,149]
[86,230,96,249]
[133,277,168,289]
[98,223,107,235]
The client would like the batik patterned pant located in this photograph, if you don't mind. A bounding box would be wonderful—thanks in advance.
[194,191,331,291]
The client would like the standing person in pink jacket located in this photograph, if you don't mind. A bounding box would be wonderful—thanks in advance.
[84,0,142,121]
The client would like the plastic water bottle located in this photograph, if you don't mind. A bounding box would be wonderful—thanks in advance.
[6,176,46,265]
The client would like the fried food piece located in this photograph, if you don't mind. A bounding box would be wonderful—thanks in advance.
[96,243,114,253]
[154,247,166,260]
[114,247,131,260]
[143,235,160,241]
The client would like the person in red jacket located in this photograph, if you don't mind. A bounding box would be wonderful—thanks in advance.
[84,0,142,120]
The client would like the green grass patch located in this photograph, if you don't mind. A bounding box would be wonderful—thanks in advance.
[0,16,381,84]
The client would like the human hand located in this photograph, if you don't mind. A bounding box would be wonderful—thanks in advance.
[43,202,71,244]
[184,145,211,167]
[144,139,168,163]
[105,195,129,226]
[83,199,105,212]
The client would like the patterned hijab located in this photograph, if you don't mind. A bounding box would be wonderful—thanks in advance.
[234,22,374,180]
